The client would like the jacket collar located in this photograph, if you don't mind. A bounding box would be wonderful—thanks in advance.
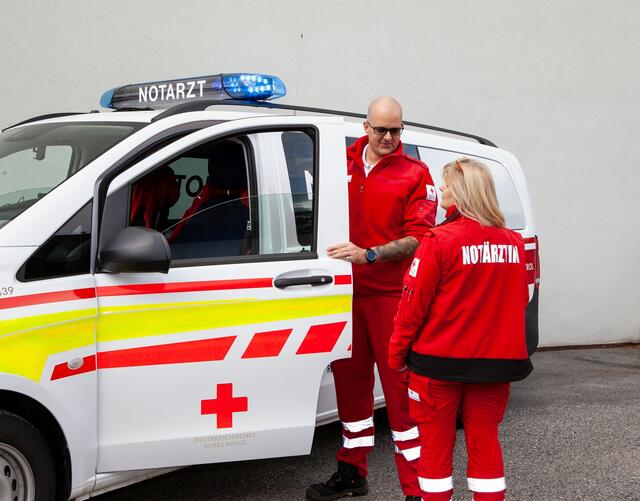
[347,135,404,170]
[439,206,462,226]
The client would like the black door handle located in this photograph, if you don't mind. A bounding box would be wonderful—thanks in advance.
[274,275,334,289]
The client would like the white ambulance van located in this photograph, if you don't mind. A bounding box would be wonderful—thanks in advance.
[0,73,540,500]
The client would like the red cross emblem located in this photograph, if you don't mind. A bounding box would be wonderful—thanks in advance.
[201,383,248,429]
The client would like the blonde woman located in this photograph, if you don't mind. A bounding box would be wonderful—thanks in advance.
[388,158,533,501]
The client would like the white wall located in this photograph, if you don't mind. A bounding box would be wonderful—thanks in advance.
[1,0,638,346]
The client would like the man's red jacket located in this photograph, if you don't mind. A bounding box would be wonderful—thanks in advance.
[389,213,533,382]
[347,136,437,296]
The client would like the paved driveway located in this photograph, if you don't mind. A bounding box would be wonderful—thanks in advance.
[94,346,640,500]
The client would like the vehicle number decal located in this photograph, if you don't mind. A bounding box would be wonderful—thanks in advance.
[0,286,14,296]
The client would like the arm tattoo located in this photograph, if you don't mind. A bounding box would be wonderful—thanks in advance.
[373,236,419,263]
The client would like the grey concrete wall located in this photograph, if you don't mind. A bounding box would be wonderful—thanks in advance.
[1,0,638,346]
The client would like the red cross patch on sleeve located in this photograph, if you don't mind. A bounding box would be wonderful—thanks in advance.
[426,185,437,202]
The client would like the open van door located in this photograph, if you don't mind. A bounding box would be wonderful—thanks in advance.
[93,115,353,471]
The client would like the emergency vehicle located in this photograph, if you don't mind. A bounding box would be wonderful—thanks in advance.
[0,73,540,500]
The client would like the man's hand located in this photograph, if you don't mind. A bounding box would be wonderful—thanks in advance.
[328,236,420,264]
[327,242,366,264]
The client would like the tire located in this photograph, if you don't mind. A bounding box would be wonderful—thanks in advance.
[0,411,56,501]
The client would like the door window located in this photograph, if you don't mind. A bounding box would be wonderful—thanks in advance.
[282,131,315,249]
[122,129,317,263]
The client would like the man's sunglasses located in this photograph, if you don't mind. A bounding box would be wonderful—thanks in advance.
[366,121,404,136]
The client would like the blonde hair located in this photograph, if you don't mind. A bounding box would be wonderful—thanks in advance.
[443,157,506,228]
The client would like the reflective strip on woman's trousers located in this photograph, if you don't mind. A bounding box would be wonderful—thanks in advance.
[467,477,506,492]
[391,426,419,442]
[418,476,453,492]
[394,444,421,461]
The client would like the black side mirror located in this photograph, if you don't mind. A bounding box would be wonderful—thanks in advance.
[99,226,171,274]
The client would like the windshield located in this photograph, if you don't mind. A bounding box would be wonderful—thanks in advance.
[0,121,144,229]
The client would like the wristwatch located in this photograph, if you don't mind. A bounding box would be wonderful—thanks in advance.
[365,248,378,264]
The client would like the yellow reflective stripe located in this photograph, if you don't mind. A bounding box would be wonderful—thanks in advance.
[0,308,96,338]
[97,294,351,342]
[99,297,257,313]
[0,295,351,382]
[0,317,95,382]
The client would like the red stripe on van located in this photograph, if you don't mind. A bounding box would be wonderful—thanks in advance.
[51,319,349,380]
[0,288,96,311]
[96,278,274,298]
[242,329,292,359]
[50,355,97,381]
[3,273,353,312]
[296,321,347,355]
[0,278,275,312]
[97,335,236,369]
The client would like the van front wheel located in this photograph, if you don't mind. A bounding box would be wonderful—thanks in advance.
[0,411,55,501]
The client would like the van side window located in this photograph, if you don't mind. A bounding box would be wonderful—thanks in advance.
[126,129,318,263]
[345,137,420,160]
[401,143,419,159]
[18,201,92,281]
[417,147,526,229]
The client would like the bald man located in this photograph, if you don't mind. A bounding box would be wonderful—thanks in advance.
[306,98,437,501]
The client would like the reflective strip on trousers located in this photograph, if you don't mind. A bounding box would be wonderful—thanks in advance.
[342,435,375,449]
[391,426,419,442]
[467,477,507,492]
[418,476,453,493]
[342,416,374,433]
[394,444,421,461]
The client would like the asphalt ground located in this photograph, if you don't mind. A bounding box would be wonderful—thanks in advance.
[94,346,640,500]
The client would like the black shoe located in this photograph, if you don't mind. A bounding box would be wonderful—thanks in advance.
[305,461,369,500]
[405,496,421,501]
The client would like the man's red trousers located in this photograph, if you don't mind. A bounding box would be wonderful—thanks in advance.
[331,295,420,496]
[408,373,510,501]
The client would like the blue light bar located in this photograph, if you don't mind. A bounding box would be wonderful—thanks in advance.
[222,74,286,100]
[100,73,287,110]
